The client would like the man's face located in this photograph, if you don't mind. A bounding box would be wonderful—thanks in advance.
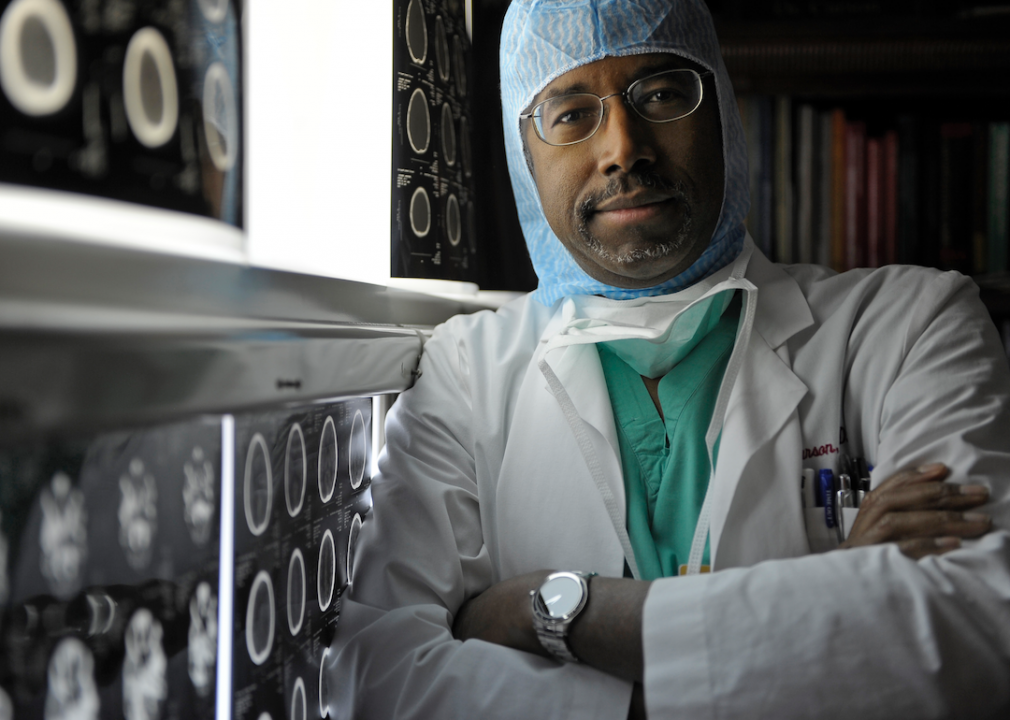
[525,53,724,289]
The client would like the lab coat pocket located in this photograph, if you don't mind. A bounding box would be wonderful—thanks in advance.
[804,507,838,553]
[804,506,862,553]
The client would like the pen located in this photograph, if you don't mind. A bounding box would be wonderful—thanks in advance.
[819,468,836,530]
[802,468,815,510]
[836,474,853,543]
[857,461,871,506]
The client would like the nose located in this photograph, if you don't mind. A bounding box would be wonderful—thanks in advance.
[594,95,657,176]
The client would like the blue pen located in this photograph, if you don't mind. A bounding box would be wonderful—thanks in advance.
[819,468,837,530]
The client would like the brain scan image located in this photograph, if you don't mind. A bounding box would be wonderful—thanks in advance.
[244,434,273,536]
[123,609,168,720]
[0,685,12,720]
[285,425,307,517]
[287,548,306,636]
[0,514,9,605]
[318,648,332,719]
[290,678,306,720]
[245,570,275,665]
[183,446,216,546]
[40,472,88,598]
[317,530,335,612]
[44,637,100,720]
[349,410,367,490]
[119,459,158,569]
[318,418,338,503]
[188,582,218,697]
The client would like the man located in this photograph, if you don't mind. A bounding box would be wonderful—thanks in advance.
[329,1,1010,717]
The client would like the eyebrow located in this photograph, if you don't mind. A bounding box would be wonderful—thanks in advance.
[538,59,694,102]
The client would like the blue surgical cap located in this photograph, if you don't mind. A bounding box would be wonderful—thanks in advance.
[500,0,748,305]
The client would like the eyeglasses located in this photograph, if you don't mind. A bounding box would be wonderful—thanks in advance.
[520,68,713,147]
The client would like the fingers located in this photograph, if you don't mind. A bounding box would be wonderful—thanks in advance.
[862,479,990,515]
[835,461,994,556]
[896,537,963,561]
[855,509,992,545]
[873,463,950,491]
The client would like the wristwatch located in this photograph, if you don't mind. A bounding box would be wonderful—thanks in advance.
[530,570,597,663]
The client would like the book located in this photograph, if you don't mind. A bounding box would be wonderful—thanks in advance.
[796,104,816,264]
[989,122,1009,274]
[775,96,794,263]
[758,97,774,258]
[817,111,834,267]
[866,137,882,268]
[831,109,847,271]
[897,116,920,265]
[883,131,899,266]
[973,122,989,275]
[845,121,866,269]
[938,123,974,274]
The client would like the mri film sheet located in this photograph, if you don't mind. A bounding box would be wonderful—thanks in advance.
[0,416,223,720]
[391,0,476,282]
[0,0,243,226]
[231,398,372,720]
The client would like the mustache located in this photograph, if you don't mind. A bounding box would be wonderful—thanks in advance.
[576,173,690,222]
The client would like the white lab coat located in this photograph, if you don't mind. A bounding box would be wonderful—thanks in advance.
[329,245,1010,719]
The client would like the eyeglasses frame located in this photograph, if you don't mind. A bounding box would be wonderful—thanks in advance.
[519,68,715,147]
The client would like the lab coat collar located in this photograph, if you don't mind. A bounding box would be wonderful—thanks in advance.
[747,247,815,350]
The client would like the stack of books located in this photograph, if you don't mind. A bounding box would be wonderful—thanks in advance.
[738,96,1010,278]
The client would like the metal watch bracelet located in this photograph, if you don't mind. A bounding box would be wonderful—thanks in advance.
[530,571,597,663]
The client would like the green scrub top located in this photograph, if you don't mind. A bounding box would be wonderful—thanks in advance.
[597,301,739,580]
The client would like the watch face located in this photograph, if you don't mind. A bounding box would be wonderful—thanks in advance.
[539,575,583,619]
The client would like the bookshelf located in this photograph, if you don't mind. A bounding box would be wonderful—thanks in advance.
[709,0,1010,358]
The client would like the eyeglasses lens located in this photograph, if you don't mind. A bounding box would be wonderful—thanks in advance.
[533,69,702,146]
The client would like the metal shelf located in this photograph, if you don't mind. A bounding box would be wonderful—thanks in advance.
[0,232,486,441]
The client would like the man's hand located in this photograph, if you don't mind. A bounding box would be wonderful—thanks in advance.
[452,570,649,682]
[840,463,992,559]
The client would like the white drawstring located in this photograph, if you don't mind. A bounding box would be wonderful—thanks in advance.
[539,240,758,578]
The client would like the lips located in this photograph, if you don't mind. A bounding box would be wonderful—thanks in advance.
[592,189,674,214]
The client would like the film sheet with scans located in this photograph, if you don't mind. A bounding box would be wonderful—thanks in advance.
[392,0,477,282]
[0,398,373,720]
[0,0,243,226]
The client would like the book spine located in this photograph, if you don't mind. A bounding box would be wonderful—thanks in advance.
[797,105,815,264]
[938,123,974,273]
[818,112,834,267]
[831,109,847,271]
[775,96,794,263]
[845,121,866,269]
[973,122,989,275]
[866,137,882,268]
[759,97,775,258]
[897,116,919,265]
[883,131,899,266]
[989,122,1010,274]
[742,96,762,249]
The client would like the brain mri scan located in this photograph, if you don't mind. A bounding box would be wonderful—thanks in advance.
[183,446,216,546]
[44,638,100,720]
[188,581,218,697]
[40,472,88,598]
[119,459,158,569]
[123,609,168,720]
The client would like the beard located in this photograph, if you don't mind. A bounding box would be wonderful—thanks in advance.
[575,172,694,266]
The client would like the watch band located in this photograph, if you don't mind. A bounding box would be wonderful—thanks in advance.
[530,571,596,663]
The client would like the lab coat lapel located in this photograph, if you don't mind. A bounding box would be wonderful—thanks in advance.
[491,332,629,580]
[537,339,636,572]
[709,252,814,567]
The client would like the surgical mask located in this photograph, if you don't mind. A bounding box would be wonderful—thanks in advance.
[543,242,754,378]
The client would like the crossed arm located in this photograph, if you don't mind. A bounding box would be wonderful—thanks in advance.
[452,463,993,715]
